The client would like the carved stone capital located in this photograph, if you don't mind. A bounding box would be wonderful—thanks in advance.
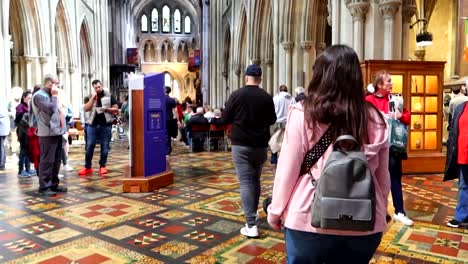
[414,49,425,61]
[402,4,417,23]
[301,41,315,51]
[23,56,34,63]
[316,43,327,54]
[69,67,76,74]
[88,73,94,79]
[347,2,370,22]
[57,67,65,73]
[282,42,294,51]
[11,56,19,63]
[263,59,273,65]
[39,56,48,64]
[379,0,401,20]
[251,59,261,65]
[82,73,88,77]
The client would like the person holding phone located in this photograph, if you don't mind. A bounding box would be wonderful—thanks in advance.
[30,74,68,196]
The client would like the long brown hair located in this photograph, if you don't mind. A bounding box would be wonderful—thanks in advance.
[303,45,383,144]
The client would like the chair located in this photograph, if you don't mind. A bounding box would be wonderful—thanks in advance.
[189,124,210,152]
[208,124,228,151]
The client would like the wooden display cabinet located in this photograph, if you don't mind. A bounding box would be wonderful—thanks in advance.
[361,60,446,174]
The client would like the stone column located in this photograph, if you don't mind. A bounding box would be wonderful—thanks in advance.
[379,0,401,60]
[68,67,76,105]
[263,59,274,95]
[39,56,48,80]
[402,0,417,60]
[88,73,95,95]
[82,73,88,92]
[301,41,315,87]
[331,0,341,44]
[24,55,34,90]
[234,66,241,93]
[57,67,65,85]
[282,42,294,91]
[12,56,20,87]
[348,1,370,60]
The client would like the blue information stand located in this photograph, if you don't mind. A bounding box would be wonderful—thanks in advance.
[123,73,174,192]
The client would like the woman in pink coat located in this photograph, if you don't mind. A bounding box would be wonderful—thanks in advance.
[267,45,390,263]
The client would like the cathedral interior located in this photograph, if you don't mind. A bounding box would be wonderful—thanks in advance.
[1,0,468,263]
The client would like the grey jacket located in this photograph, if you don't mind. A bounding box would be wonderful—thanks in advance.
[444,101,467,181]
[31,88,66,137]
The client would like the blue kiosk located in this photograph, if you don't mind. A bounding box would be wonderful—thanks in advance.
[122,73,174,192]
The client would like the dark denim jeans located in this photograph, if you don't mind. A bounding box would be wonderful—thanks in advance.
[85,124,112,169]
[18,147,31,173]
[285,228,382,264]
[389,155,405,215]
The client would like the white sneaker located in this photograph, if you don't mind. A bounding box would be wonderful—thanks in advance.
[394,213,414,226]
[58,174,65,179]
[62,165,74,172]
[240,224,259,238]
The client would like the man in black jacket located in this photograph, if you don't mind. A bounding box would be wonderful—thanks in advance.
[222,64,277,238]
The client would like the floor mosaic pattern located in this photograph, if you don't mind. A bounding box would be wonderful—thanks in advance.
[0,139,467,263]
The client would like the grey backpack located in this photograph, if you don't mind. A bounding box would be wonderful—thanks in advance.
[310,135,375,231]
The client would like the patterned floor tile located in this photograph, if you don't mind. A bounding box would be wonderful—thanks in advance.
[101,225,143,240]
[194,174,239,190]
[0,204,26,221]
[37,227,82,243]
[183,230,220,243]
[22,222,59,235]
[184,192,245,220]
[151,240,198,259]
[158,210,192,220]
[182,216,212,227]
[3,236,161,264]
[135,218,167,229]
[26,202,61,212]
[196,187,223,195]
[45,196,165,230]
[130,232,167,247]
[3,238,41,253]
[8,215,44,227]
[205,220,244,234]
[160,224,188,235]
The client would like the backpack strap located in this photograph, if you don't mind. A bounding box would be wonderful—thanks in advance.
[299,125,334,177]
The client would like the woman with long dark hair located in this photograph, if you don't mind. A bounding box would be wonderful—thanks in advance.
[267,45,389,263]
[15,91,34,177]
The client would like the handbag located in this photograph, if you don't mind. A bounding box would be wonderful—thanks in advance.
[388,117,408,159]
[263,126,333,214]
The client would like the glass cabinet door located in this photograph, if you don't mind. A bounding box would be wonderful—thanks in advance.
[409,75,439,151]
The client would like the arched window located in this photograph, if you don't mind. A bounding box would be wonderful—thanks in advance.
[174,9,181,33]
[151,8,158,32]
[173,80,180,99]
[184,16,191,34]
[141,14,148,32]
[162,5,170,33]
[165,72,172,88]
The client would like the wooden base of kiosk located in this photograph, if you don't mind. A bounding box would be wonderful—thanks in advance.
[402,153,446,175]
[122,166,174,193]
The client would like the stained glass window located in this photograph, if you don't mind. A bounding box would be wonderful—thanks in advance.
[174,9,181,33]
[141,14,148,32]
[162,6,170,33]
[151,8,158,32]
[184,16,191,33]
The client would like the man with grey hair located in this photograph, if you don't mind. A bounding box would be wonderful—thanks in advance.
[294,86,306,102]
[223,64,276,238]
[31,74,67,196]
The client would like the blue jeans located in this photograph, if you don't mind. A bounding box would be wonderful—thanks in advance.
[0,136,6,168]
[389,155,405,215]
[18,148,31,172]
[231,145,267,226]
[285,228,382,264]
[85,124,112,169]
[455,166,468,222]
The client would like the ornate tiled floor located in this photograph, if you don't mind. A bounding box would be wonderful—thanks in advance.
[0,139,467,263]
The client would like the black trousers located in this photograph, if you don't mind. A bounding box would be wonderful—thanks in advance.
[38,136,62,191]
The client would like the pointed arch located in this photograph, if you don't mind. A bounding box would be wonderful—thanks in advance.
[80,18,92,76]
[55,0,73,68]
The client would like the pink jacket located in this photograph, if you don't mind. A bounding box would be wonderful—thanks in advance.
[267,103,390,236]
